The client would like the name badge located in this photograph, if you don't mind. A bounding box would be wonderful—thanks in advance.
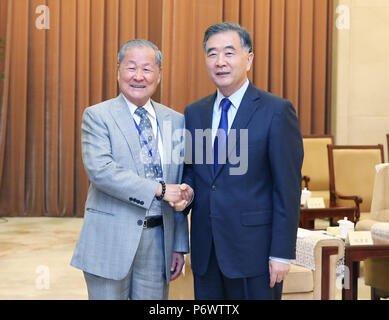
[307,197,326,209]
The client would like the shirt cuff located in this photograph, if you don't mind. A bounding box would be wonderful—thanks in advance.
[187,191,194,207]
[269,256,290,265]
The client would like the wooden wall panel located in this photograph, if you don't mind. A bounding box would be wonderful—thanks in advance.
[75,0,91,217]
[162,0,223,111]
[159,0,333,119]
[312,0,329,134]
[59,0,76,216]
[253,0,271,91]
[0,0,29,215]
[190,0,224,103]
[90,0,105,106]
[0,0,333,216]
[284,0,301,113]
[223,0,239,22]
[326,0,334,133]
[0,0,10,189]
[165,0,195,110]
[0,0,8,107]
[240,0,255,82]
[26,0,46,216]
[148,0,163,102]
[136,0,149,40]
[269,0,285,97]
[148,0,163,50]
[46,0,60,216]
[299,0,314,133]
[104,0,119,100]
[160,0,174,107]
[119,0,136,46]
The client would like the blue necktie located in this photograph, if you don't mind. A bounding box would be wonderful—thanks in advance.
[134,107,163,179]
[214,98,232,173]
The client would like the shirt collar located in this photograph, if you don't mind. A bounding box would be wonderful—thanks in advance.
[122,94,156,120]
[215,79,250,111]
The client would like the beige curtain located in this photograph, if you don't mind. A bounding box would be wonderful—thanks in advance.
[0,0,333,216]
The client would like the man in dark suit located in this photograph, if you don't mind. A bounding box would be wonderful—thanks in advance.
[182,22,303,299]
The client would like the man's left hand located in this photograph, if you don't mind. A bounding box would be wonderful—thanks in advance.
[269,260,290,288]
[170,252,185,281]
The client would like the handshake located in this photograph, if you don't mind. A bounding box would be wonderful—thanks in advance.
[156,183,194,211]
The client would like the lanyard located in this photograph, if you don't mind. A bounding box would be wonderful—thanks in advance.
[133,116,162,177]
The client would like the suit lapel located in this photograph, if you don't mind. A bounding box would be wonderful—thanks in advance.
[200,93,216,131]
[213,83,262,180]
[229,83,262,135]
[199,93,217,178]
[109,94,145,177]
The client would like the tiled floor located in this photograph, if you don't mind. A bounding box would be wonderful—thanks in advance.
[0,217,372,300]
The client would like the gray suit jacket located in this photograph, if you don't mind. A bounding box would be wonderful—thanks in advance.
[71,94,189,282]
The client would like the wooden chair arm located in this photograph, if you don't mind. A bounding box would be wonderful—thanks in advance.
[336,192,363,204]
[293,234,345,300]
[302,175,310,189]
[331,191,363,222]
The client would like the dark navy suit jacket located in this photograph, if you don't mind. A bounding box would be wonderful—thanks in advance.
[183,82,304,278]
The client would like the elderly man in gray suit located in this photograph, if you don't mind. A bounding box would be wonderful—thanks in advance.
[71,39,191,300]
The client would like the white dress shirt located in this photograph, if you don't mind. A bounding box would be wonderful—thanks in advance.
[123,95,164,165]
[211,79,250,145]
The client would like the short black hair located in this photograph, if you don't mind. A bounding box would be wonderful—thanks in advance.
[203,22,253,53]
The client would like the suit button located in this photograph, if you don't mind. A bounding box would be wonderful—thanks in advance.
[140,201,144,205]
[211,185,216,191]
[129,197,133,201]
[137,220,143,226]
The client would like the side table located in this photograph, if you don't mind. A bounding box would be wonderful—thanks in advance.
[300,205,356,229]
[342,244,389,300]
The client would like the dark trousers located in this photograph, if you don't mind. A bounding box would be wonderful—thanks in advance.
[193,242,283,300]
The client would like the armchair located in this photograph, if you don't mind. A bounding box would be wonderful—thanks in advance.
[327,144,384,223]
[301,135,333,207]
[355,164,389,299]
[282,231,344,300]
[171,231,345,300]
[169,215,345,300]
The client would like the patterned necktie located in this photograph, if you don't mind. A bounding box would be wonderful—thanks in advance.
[214,98,232,173]
[134,107,163,179]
